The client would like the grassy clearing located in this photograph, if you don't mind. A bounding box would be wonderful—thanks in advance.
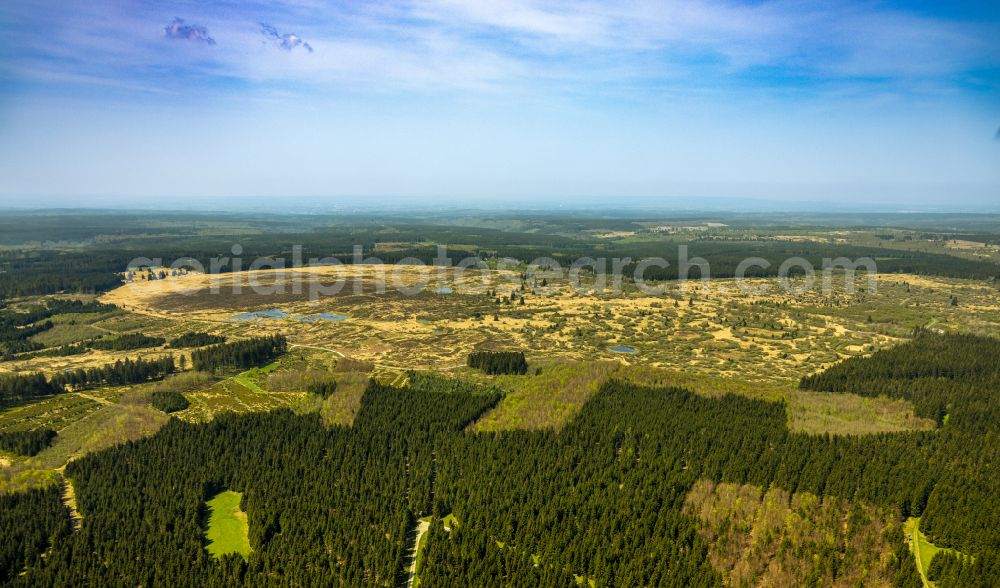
[229,357,287,393]
[167,353,335,424]
[30,323,104,346]
[175,378,305,424]
[0,396,168,493]
[408,516,432,588]
[0,464,59,494]
[26,401,168,470]
[203,490,251,561]
[788,389,934,435]
[319,371,369,427]
[471,361,620,431]
[468,359,932,436]
[905,517,967,587]
[140,371,216,397]
[906,518,939,586]
[618,364,935,435]
[47,310,121,326]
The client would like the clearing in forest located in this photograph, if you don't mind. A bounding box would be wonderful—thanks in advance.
[905,517,967,587]
[470,361,619,431]
[203,490,251,561]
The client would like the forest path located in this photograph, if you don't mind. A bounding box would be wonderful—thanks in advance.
[907,518,934,588]
[61,476,82,531]
[403,518,431,588]
[74,392,114,407]
[288,343,345,358]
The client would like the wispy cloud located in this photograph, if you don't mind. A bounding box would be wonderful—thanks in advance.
[163,17,216,45]
[408,0,998,79]
[1,0,997,99]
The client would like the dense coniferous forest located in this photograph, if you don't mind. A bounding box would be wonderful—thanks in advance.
[796,332,1000,586]
[0,331,997,585]
[0,429,56,457]
[89,333,165,351]
[149,390,190,413]
[800,331,1000,429]
[0,373,62,405]
[0,248,128,297]
[50,356,175,390]
[190,336,288,373]
[3,382,500,586]
[0,485,71,584]
[467,350,529,375]
[168,332,227,348]
[4,336,997,586]
[927,551,992,587]
[306,380,337,398]
[0,377,919,586]
[428,381,934,587]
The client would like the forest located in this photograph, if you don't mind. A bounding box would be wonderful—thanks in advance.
[168,332,227,349]
[467,350,529,375]
[0,372,62,405]
[2,331,998,586]
[89,333,166,351]
[149,390,190,413]
[50,356,176,390]
[0,429,56,457]
[2,212,1000,585]
[190,336,288,373]
[800,331,1000,430]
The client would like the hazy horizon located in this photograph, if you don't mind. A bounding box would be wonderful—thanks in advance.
[2,193,1000,215]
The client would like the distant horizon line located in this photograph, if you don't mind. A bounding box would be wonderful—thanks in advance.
[2,198,1000,216]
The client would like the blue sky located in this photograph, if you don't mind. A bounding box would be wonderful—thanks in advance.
[0,0,998,209]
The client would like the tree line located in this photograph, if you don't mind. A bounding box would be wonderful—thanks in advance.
[800,331,1000,432]
[0,373,62,405]
[167,332,227,349]
[89,333,165,351]
[50,356,176,391]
